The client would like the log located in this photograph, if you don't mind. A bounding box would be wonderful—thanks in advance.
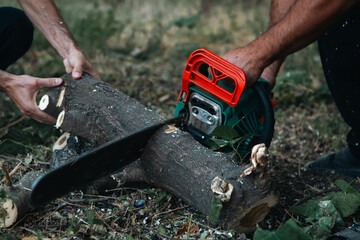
[38,73,278,233]
[0,171,44,227]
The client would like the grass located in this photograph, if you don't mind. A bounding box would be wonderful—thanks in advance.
[0,0,351,239]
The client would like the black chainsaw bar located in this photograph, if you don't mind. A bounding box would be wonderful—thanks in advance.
[28,115,185,209]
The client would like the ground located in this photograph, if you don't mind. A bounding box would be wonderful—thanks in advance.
[0,0,357,239]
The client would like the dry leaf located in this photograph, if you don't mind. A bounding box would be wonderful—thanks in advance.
[174,221,199,238]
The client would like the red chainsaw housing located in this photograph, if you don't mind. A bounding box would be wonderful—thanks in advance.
[177,49,246,107]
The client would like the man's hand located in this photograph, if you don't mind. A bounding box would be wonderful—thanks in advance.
[0,71,63,125]
[63,48,101,80]
[17,0,101,81]
[222,45,268,90]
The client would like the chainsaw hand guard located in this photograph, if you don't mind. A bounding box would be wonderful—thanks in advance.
[175,49,275,159]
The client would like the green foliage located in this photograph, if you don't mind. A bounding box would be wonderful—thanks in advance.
[0,233,18,240]
[166,15,200,29]
[72,2,119,53]
[155,190,171,207]
[254,219,312,240]
[66,214,81,237]
[86,208,104,226]
[0,119,59,157]
[208,125,258,162]
[211,125,240,140]
[292,180,360,219]
[125,234,135,240]
[273,43,327,108]
[259,179,360,239]
[209,196,223,225]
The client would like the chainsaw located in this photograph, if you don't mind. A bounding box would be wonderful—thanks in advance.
[28,49,275,208]
[174,49,274,157]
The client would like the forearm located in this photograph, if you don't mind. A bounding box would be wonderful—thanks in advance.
[253,0,358,68]
[0,70,14,92]
[262,0,295,78]
[17,0,79,59]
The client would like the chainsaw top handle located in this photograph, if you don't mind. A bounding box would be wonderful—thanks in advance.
[251,80,275,147]
[178,49,246,107]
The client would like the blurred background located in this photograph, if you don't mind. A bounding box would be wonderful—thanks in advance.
[0,0,350,238]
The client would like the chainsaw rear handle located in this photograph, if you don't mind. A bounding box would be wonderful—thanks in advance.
[251,80,275,147]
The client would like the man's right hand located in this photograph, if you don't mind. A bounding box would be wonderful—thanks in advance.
[0,71,63,125]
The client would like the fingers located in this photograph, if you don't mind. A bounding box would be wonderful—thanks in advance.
[63,58,73,73]
[63,51,85,79]
[36,77,63,88]
[19,100,57,125]
[30,109,57,125]
[63,50,101,80]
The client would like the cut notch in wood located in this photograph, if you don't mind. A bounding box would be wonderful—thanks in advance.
[56,110,65,129]
[38,95,49,111]
[56,87,66,107]
[53,132,70,151]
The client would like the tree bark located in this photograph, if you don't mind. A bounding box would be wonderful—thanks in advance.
[38,73,278,233]
[0,171,44,227]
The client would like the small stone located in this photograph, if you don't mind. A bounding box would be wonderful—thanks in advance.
[134,199,145,208]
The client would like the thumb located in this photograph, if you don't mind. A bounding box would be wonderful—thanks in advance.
[38,77,63,88]
[72,63,83,79]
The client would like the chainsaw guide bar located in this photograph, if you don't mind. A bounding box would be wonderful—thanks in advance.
[28,115,185,209]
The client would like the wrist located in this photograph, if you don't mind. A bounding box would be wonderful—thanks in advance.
[246,39,275,70]
[60,44,81,60]
[0,70,15,92]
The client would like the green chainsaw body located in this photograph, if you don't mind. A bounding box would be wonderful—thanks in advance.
[174,49,273,157]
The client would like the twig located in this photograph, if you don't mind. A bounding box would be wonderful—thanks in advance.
[41,203,68,213]
[0,161,12,187]
[1,162,22,183]
[42,197,113,212]
[284,209,295,220]
[94,211,125,237]
[58,199,87,208]
[150,205,189,219]
[18,226,37,235]
[0,116,26,132]
[0,155,20,161]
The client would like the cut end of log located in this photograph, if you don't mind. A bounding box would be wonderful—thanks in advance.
[53,132,70,151]
[228,194,279,233]
[56,87,66,107]
[56,110,65,129]
[0,198,18,228]
[38,95,49,111]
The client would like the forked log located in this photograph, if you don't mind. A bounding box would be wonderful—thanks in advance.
[29,73,277,232]
[0,171,44,227]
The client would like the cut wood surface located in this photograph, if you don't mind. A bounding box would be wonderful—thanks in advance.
[0,171,44,227]
[32,73,278,233]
